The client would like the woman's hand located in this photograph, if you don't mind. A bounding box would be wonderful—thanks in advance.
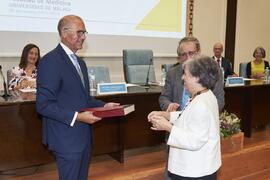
[18,78,36,89]
[149,115,172,132]
[18,79,29,89]
[148,111,170,122]
[20,79,28,88]
[28,80,36,88]
[252,73,265,79]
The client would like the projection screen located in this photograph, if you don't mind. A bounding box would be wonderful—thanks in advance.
[0,0,187,56]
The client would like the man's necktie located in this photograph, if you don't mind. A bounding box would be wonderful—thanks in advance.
[181,87,190,110]
[70,54,85,87]
[217,58,221,68]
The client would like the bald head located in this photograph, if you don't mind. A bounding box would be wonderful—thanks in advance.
[213,42,224,58]
[57,15,84,36]
[57,15,87,53]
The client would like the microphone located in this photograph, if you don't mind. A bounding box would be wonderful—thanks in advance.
[145,57,153,87]
[0,65,10,99]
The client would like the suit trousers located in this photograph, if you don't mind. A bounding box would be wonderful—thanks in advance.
[53,141,91,180]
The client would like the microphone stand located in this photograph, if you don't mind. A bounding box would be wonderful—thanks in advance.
[0,65,10,100]
[144,57,153,88]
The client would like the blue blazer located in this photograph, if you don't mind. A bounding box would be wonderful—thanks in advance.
[36,44,105,153]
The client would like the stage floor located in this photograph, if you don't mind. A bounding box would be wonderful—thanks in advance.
[3,126,270,180]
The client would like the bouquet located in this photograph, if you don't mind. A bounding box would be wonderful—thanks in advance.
[220,110,241,138]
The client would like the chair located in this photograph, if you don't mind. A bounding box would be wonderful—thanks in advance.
[239,62,247,78]
[123,49,156,84]
[87,66,111,84]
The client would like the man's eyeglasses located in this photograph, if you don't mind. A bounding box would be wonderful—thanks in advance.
[64,28,88,37]
[178,51,197,58]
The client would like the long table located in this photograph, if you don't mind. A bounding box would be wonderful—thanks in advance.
[0,86,164,171]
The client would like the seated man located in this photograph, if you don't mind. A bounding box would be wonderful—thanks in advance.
[212,42,236,79]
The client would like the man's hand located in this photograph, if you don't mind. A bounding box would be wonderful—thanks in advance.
[77,111,101,124]
[104,102,120,107]
[166,103,180,112]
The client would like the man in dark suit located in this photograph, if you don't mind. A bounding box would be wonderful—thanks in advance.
[36,15,118,180]
[212,42,235,79]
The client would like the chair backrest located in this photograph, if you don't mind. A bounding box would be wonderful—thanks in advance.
[123,49,156,84]
[161,64,174,74]
[239,62,247,78]
[87,66,111,84]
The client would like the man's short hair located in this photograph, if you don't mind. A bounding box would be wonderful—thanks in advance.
[177,36,201,56]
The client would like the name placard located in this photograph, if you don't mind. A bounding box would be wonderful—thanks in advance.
[97,82,127,95]
[226,77,244,86]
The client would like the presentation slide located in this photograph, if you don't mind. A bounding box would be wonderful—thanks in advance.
[0,0,186,38]
[0,0,187,56]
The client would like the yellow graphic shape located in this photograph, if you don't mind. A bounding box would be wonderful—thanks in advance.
[136,0,182,32]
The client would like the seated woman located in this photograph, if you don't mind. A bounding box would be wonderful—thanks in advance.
[9,44,40,90]
[246,46,269,79]
[148,55,221,179]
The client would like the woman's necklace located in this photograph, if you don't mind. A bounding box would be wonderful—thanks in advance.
[190,88,209,102]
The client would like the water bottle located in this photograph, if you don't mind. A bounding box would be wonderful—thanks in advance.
[161,67,166,86]
[89,70,97,92]
[265,67,270,82]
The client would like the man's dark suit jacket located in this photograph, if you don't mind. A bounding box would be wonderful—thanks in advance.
[159,63,225,112]
[36,44,105,153]
[213,56,234,79]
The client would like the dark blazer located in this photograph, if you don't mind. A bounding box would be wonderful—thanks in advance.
[159,63,225,112]
[36,44,105,153]
[246,60,270,78]
[213,56,234,78]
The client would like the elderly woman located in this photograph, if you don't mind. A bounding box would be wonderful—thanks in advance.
[148,55,221,180]
[246,46,269,79]
[9,43,40,90]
